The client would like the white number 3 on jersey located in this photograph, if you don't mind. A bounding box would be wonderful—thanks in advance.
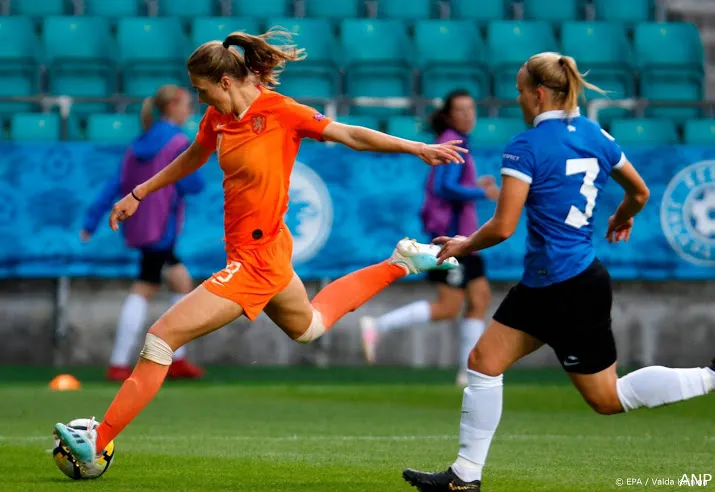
[565,158,599,229]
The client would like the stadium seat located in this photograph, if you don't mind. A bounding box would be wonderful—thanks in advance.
[10,113,60,141]
[488,21,557,116]
[117,18,187,102]
[341,20,413,115]
[609,118,678,146]
[378,0,432,19]
[11,0,66,16]
[635,23,704,121]
[472,118,526,147]
[43,17,114,114]
[684,120,715,145]
[159,0,216,17]
[304,0,360,19]
[267,18,338,100]
[337,115,381,131]
[523,0,584,22]
[84,0,141,17]
[561,22,635,123]
[191,17,261,48]
[0,17,39,114]
[386,116,432,142]
[183,114,202,139]
[451,0,507,24]
[415,21,488,101]
[594,0,652,23]
[232,0,291,18]
[86,114,142,143]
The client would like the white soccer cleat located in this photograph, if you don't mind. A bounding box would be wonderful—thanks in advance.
[389,238,459,274]
[53,417,99,469]
[360,316,379,365]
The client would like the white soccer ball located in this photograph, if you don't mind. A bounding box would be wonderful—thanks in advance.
[52,418,115,480]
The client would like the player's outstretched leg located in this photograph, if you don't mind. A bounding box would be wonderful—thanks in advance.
[54,285,243,468]
[304,239,457,341]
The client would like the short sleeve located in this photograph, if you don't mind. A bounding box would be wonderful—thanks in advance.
[500,134,535,185]
[279,99,333,141]
[599,128,627,170]
[195,107,218,150]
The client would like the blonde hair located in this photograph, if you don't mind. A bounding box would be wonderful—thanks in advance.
[525,52,605,111]
[140,84,186,131]
[186,28,304,88]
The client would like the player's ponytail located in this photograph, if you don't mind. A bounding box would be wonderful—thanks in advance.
[139,85,185,131]
[526,52,606,112]
[187,28,304,88]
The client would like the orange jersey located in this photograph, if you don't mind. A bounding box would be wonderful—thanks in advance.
[195,87,332,251]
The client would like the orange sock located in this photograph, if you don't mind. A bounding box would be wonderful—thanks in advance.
[311,260,407,329]
[95,358,169,452]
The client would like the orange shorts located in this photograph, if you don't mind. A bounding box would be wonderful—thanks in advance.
[203,226,294,320]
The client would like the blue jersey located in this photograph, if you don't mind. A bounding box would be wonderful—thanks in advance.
[501,109,626,287]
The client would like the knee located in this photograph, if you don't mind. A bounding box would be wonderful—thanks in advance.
[431,301,461,321]
[139,332,174,365]
[467,344,503,377]
[294,309,326,344]
[584,393,624,415]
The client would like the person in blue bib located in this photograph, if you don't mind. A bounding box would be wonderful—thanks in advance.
[402,52,715,492]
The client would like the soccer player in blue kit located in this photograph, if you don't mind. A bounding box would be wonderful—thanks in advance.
[402,52,715,492]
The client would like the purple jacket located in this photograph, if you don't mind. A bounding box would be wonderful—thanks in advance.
[119,133,190,248]
[420,128,481,238]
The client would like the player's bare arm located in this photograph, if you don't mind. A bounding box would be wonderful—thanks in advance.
[434,176,529,263]
[321,121,467,166]
[606,161,650,243]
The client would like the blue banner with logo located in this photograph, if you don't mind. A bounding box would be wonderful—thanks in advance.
[1,142,714,280]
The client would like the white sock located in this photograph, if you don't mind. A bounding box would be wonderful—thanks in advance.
[109,293,149,367]
[374,300,431,334]
[460,319,485,370]
[616,366,714,412]
[170,294,187,360]
[452,369,503,482]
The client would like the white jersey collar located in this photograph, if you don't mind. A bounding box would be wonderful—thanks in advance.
[533,108,581,127]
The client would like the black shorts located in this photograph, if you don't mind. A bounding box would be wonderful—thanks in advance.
[427,254,486,289]
[493,258,616,374]
[138,249,181,285]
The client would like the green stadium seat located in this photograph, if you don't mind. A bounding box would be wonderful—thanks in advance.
[451,0,508,24]
[387,116,432,142]
[11,0,66,16]
[594,0,653,23]
[84,0,142,17]
[304,0,360,19]
[10,113,60,141]
[86,114,142,143]
[0,17,39,114]
[523,0,584,22]
[472,118,527,147]
[159,0,216,18]
[378,0,432,20]
[684,120,715,145]
[232,0,291,18]
[609,118,678,145]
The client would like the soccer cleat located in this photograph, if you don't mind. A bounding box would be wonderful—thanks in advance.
[53,418,99,468]
[403,467,481,491]
[106,365,132,382]
[167,359,205,380]
[360,316,379,365]
[390,238,459,274]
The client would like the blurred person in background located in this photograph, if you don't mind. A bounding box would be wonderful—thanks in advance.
[81,84,206,382]
[360,90,499,386]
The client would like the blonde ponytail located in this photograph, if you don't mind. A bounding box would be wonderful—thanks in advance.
[138,85,185,131]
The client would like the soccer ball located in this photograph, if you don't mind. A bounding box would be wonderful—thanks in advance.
[52,418,115,480]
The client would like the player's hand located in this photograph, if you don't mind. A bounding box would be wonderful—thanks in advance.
[418,140,467,166]
[79,230,92,242]
[485,184,500,201]
[109,193,141,231]
[606,215,633,243]
[432,235,473,265]
[478,175,496,187]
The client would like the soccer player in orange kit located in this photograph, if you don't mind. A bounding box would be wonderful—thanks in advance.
[54,29,466,469]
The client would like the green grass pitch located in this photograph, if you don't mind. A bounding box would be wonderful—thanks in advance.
[0,367,711,491]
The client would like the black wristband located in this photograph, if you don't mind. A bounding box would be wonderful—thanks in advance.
[131,190,142,201]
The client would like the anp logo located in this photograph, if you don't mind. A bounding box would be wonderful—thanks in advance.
[661,160,715,266]
[287,161,333,263]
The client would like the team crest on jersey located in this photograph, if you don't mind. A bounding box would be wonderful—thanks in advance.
[661,160,715,266]
[251,115,266,134]
[286,161,333,263]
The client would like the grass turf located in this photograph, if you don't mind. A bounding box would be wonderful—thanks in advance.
[0,367,711,491]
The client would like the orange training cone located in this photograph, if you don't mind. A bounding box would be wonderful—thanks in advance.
[49,374,81,391]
